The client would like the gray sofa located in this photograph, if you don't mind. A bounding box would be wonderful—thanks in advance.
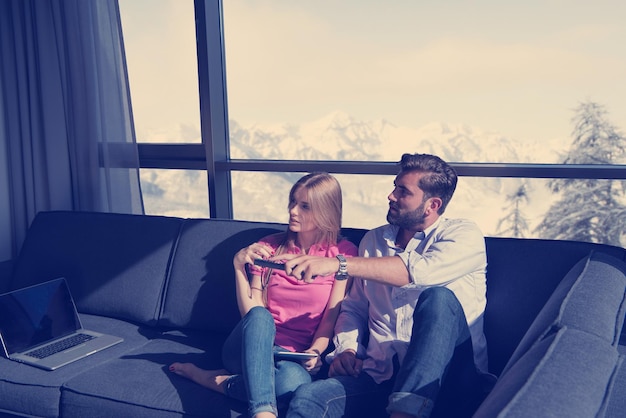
[0,210,625,418]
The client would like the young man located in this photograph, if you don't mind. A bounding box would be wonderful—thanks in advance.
[280,153,492,418]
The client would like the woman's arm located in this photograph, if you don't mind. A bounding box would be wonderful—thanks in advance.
[232,243,272,317]
[233,268,264,317]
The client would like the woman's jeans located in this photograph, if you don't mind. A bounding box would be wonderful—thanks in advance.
[287,287,488,418]
[222,306,312,417]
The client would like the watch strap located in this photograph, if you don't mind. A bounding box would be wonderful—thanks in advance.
[335,254,349,280]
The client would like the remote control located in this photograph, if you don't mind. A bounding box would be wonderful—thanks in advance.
[253,259,286,270]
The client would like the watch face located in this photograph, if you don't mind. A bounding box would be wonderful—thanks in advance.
[336,254,348,280]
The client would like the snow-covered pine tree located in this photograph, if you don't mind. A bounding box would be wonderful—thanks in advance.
[534,101,626,245]
[496,183,530,238]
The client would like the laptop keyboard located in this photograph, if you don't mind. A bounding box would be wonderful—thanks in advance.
[25,333,95,359]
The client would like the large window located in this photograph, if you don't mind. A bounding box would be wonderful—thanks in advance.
[120,0,626,247]
[121,0,199,144]
[119,0,206,216]
[223,1,626,164]
[224,1,626,246]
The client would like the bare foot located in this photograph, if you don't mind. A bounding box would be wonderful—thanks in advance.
[254,412,276,418]
[169,363,230,394]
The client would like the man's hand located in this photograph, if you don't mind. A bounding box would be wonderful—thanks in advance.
[274,254,338,283]
[328,350,362,378]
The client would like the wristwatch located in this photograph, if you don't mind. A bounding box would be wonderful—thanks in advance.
[335,254,349,281]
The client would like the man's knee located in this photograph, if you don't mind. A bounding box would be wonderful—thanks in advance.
[413,287,471,351]
[287,380,332,417]
[413,287,469,338]
[292,378,330,399]
[415,287,462,316]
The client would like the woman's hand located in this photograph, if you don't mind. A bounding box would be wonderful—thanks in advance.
[233,243,273,270]
[302,349,322,375]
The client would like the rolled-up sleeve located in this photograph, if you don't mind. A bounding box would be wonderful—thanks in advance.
[396,218,486,288]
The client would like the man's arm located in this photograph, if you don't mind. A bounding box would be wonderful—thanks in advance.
[282,219,485,288]
[283,254,410,286]
[399,219,486,287]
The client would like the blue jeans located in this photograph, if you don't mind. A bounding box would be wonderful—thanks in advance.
[287,287,487,418]
[222,306,312,417]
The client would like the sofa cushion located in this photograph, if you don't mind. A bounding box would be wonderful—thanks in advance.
[502,251,626,374]
[159,218,283,333]
[474,327,621,418]
[60,331,238,418]
[0,314,153,417]
[11,211,184,325]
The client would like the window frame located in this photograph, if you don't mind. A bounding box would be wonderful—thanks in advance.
[136,0,626,220]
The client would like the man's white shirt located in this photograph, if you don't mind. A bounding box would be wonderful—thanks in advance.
[330,217,488,383]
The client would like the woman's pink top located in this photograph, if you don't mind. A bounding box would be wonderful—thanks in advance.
[248,233,358,352]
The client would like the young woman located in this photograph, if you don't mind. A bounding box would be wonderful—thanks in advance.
[169,172,358,418]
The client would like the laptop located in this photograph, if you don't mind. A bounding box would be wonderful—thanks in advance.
[0,278,123,371]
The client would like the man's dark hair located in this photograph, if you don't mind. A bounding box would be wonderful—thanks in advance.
[398,153,458,214]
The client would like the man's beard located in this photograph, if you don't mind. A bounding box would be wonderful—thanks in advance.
[387,201,427,230]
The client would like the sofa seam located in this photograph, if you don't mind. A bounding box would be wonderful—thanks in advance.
[596,354,625,417]
[551,251,626,346]
[552,252,592,337]
[60,386,184,415]
[154,220,186,326]
[612,290,626,346]
[498,327,569,417]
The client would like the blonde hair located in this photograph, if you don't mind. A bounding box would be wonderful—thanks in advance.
[286,172,343,247]
[259,173,343,305]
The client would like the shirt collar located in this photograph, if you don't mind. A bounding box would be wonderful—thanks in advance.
[383,217,443,249]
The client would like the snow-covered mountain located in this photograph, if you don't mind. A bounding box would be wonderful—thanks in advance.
[230,111,565,164]
[141,112,570,237]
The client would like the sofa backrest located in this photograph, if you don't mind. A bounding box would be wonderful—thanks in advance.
[157,221,369,334]
[10,210,184,326]
[10,210,626,380]
[7,211,369,335]
[158,218,285,334]
[483,236,626,375]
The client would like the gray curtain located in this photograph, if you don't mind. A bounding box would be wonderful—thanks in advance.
[0,0,143,261]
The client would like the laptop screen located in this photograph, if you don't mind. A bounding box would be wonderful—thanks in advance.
[0,278,80,355]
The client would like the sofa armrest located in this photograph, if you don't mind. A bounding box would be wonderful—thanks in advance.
[476,252,626,418]
[475,328,622,418]
[603,348,626,418]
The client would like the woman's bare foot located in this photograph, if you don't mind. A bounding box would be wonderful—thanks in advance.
[169,363,230,394]
[254,412,276,418]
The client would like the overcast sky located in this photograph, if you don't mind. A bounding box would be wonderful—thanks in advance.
[120,0,626,145]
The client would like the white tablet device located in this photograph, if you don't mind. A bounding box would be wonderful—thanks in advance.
[274,351,318,360]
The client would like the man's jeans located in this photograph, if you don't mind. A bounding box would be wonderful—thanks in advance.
[287,287,486,418]
[222,306,312,417]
